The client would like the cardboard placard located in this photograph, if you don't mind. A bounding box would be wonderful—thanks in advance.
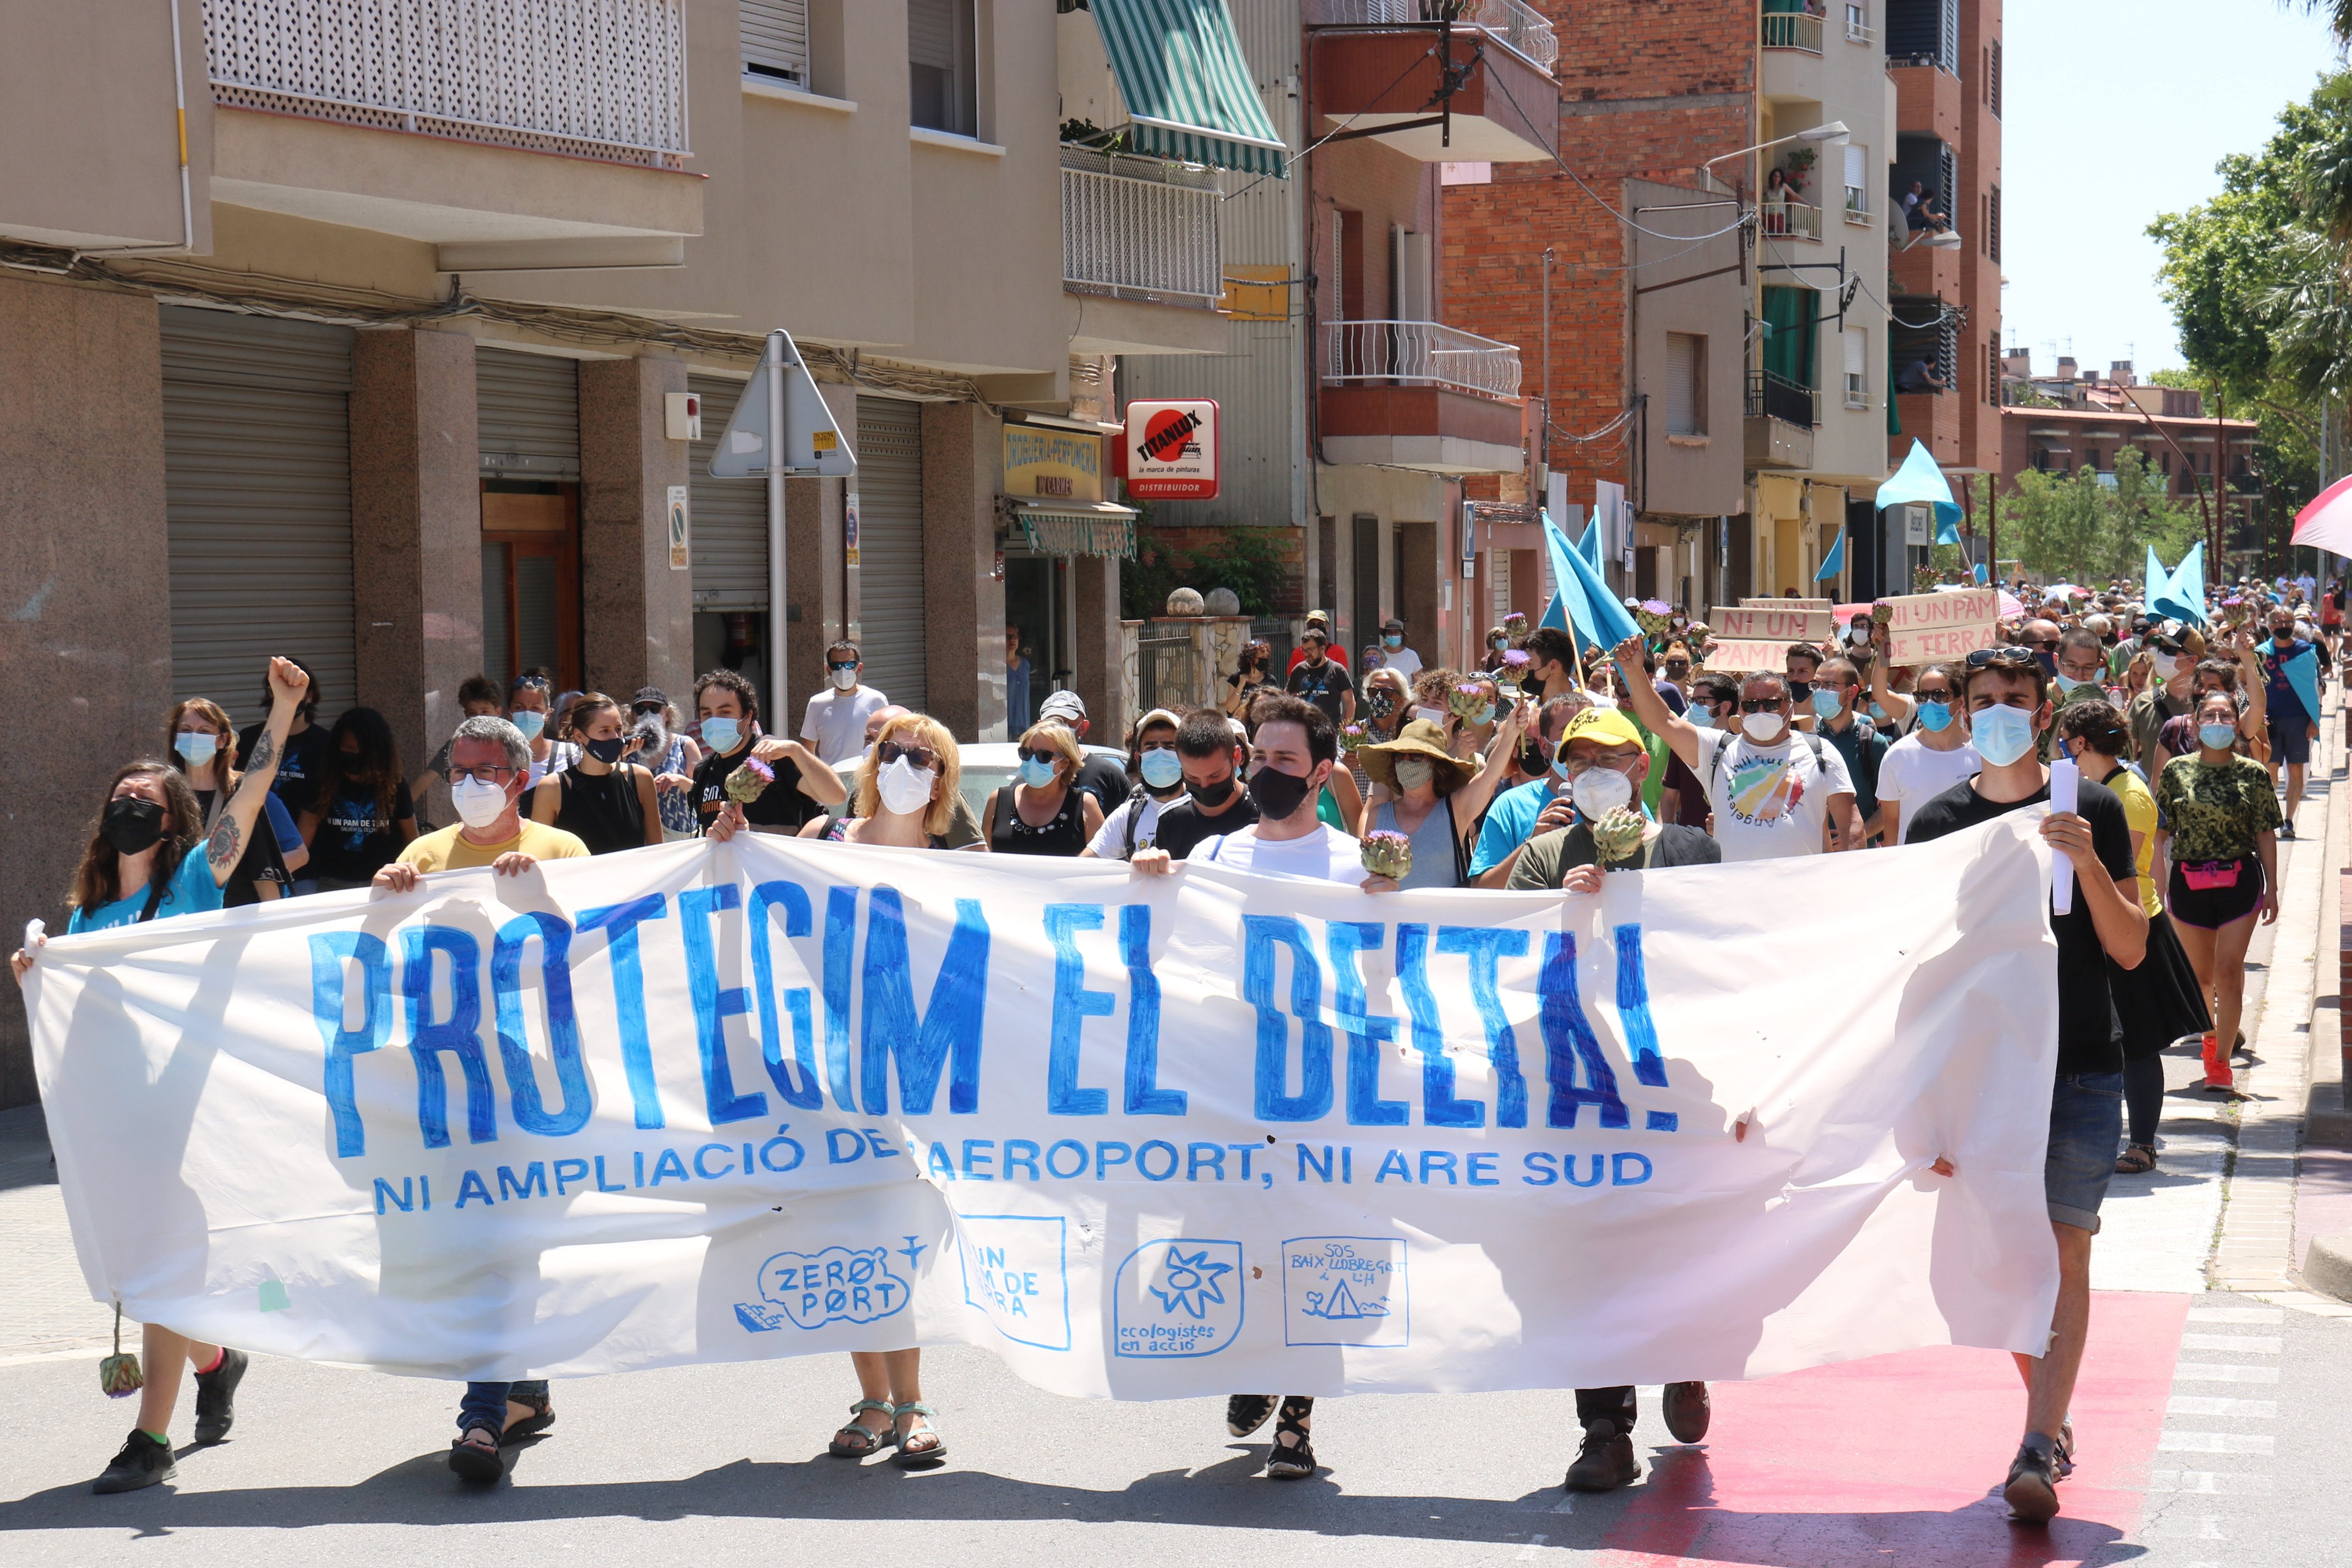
[1710,606,1832,643]
[1743,597,1831,611]
[1884,586,2000,665]
[1705,639,1799,673]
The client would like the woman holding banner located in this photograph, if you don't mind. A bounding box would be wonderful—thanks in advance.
[776,712,970,1461]
[11,656,311,1495]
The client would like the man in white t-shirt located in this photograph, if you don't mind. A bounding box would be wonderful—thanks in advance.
[1079,707,1186,861]
[799,640,890,765]
[1876,663,1981,845]
[1131,692,1377,1480]
[1610,636,1861,859]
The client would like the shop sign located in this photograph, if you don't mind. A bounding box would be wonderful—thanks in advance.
[1123,399,1219,500]
[1004,427,1104,503]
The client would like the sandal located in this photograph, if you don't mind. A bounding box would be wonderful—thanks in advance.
[2113,1144,2157,1175]
[449,1423,505,1484]
[827,1400,896,1458]
[1265,1395,1316,1479]
[1226,1394,1276,1438]
[503,1390,556,1442]
[2054,1417,2076,1480]
[891,1401,947,1468]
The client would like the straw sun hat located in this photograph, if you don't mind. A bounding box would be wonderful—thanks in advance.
[1359,718,1475,794]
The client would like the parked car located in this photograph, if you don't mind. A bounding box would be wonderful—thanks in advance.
[830,741,1127,823]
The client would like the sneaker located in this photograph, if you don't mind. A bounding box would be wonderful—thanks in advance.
[1226,1394,1276,1438]
[449,1427,505,1484]
[1564,1418,1640,1491]
[2002,1434,2062,1523]
[92,1430,175,1494]
[192,1347,248,1445]
[1662,1381,1712,1443]
[2280,821,2297,840]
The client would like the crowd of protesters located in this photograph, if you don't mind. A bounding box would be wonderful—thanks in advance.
[11,562,2339,1518]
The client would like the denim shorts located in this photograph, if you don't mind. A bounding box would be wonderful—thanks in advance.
[2045,1070,2124,1233]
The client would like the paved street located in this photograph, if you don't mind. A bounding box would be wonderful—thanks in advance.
[5,745,2349,1568]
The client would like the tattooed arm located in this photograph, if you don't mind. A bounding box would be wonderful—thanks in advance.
[206,657,309,887]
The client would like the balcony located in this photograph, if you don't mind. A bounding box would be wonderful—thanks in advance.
[1745,371,1816,470]
[1302,0,1559,73]
[1762,9,1825,53]
[1761,200,1823,242]
[1305,17,1560,163]
[199,0,701,270]
[1060,145,1227,355]
[1319,319,1526,473]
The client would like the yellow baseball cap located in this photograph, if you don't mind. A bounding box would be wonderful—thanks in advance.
[1555,706,1647,756]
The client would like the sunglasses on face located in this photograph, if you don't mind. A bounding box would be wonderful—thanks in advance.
[828,662,858,673]
[1015,747,1064,767]
[875,740,938,770]
[1738,697,1784,714]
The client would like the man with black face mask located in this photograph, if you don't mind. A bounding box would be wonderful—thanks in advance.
[1139,707,1260,861]
[1131,693,1385,1482]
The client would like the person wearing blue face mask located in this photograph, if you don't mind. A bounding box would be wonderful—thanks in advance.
[505,670,576,788]
[1809,657,1890,843]
[688,668,846,839]
[984,720,1104,855]
[1903,646,2149,1525]
[1376,617,1423,681]
[1082,708,1188,860]
[1878,664,1978,846]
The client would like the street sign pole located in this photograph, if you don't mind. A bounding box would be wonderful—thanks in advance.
[766,331,786,729]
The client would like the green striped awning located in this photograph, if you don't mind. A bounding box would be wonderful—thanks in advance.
[1012,500,1139,558]
[1090,0,1288,176]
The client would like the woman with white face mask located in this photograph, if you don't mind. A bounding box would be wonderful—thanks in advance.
[1356,713,1523,888]
[785,712,971,1465]
[982,720,1104,856]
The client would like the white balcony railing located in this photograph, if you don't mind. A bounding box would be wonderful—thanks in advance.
[200,0,692,170]
[1302,0,1559,72]
[1761,199,1823,241]
[1321,319,1523,401]
[1061,146,1222,309]
[1761,10,1825,53]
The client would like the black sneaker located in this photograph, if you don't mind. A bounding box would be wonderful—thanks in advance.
[193,1348,248,1445]
[92,1430,175,1494]
[449,1427,505,1484]
[1662,1381,1712,1444]
[1226,1394,1276,1438]
[1564,1418,1640,1491]
[2002,1434,2061,1523]
[2279,821,2298,841]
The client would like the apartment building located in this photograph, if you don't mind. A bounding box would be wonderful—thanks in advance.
[0,0,1272,1104]
[1445,1,1896,620]
[1872,0,2003,592]
[1123,1,1555,671]
[1997,354,2263,552]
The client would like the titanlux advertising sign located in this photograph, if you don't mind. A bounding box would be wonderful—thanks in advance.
[1122,399,1219,500]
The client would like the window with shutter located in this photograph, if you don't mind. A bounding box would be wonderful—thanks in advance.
[741,0,809,84]
[1843,143,1867,217]
[910,0,977,137]
[1843,329,1869,408]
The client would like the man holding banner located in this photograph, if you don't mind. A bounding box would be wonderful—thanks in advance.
[1904,646,2147,1523]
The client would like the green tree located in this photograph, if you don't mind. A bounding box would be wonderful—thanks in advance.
[1977,451,2204,585]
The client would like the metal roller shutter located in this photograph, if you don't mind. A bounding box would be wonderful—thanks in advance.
[739,0,809,83]
[477,347,579,478]
[854,398,927,713]
[161,306,355,728]
[688,373,768,610]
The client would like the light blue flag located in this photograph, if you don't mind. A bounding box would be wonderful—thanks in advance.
[1578,513,1606,573]
[2262,638,2322,723]
[1814,529,1845,582]
[1538,510,1595,641]
[1545,511,1644,654]
[2144,545,2166,608]
[2153,541,2206,627]
[1875,439,1963,544]
[1973,560,1989,585]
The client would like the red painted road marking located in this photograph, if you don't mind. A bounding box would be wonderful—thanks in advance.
[1600,1291,2190,1568]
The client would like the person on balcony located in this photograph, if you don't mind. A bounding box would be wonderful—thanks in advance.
[1897,358,1949,395]
[1762,167,1792,236]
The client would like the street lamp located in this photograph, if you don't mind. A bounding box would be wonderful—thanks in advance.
[1700,121,1849,194]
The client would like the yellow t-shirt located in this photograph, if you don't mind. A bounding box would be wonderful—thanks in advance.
[2101,765,2163,919]
[397,820,591,873]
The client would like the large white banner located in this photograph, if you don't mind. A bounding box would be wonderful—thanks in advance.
[28,819,2062,1397]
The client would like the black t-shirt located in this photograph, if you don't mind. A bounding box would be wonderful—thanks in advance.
[1155,794,1261,861]
[237,721,332,816]
[693,744,825,834]
[1285,658,1355,725]
[307,780,417,884]
[1904,776,2135,1075]
[1072,754,1130,818]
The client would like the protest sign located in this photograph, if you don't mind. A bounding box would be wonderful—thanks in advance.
[28,823,2062,1397]
[1886,586,2001,664]
[1710,606,1833,644]
[1743,597,1831,612]
[1703,640,1799,673]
